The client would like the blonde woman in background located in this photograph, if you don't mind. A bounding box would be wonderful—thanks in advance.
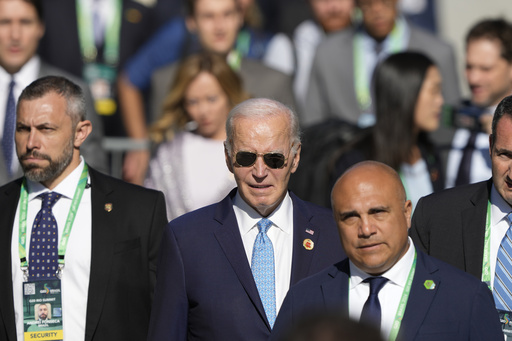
[145,53,249,219]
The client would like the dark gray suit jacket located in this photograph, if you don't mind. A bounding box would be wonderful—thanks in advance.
[410,180,491,279]
[304,24,461,127]
[0,61,108,186]
[0,167,168,340]
[150,58,296,123]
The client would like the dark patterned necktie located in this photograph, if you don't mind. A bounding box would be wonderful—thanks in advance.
[360,276,388,328]
[29,192,62,280]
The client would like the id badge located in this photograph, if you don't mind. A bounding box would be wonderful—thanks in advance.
[23,280,63,340]
[83,63,117,116]
[498,309,512,340]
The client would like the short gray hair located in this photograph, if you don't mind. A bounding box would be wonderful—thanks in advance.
[224,98,301,156]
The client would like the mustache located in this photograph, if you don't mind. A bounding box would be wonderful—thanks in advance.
[19,151,52,162]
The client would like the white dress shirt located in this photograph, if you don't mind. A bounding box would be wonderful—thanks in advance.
[233,191,294,313]
[12,157,92,341]
[400,158,434,212]
[349,237,416,340]
[0,56,40,174]
[489,184,512,289]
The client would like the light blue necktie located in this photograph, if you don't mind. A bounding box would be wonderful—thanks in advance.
[2,78,15,176]
[494,212,512,310]
[251,218,276,328]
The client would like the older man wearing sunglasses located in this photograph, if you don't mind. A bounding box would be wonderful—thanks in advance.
[148,98,344,341]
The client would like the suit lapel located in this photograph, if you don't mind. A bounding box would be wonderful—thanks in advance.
[290,193,322,286]
[320,260,350,313]
[461,181,491,278]
[0,180,22,340]
[398,250,440,340]
[84,169,117,341]
[212,190,270,330]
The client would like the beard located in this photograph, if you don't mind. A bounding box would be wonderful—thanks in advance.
[19,138,74,183]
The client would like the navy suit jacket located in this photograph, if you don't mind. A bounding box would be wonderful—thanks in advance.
[147,189,345,341]
[0,167,168,341]
[271,249,503,341]
[410,180,491,279]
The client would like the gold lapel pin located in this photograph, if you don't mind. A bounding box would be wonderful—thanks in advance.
[104,203,113,212]
[303,239,314,251]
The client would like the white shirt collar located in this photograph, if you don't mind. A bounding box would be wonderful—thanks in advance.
[26,156,86,201]
[233,190,293,236]
[490,183,512,226]
[349,237,416,289]
[0,55,40,90]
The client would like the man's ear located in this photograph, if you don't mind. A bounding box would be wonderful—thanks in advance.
[74,120,92,148]
[186,16,197,33]
[224,143,234,173]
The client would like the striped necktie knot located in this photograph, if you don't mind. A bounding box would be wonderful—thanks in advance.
[506,212,512,226]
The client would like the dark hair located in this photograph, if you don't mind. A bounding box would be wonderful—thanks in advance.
[186,0,239,16]
[372,51,436,169]
[490,95,512,149]
[150,52,249,142]
[466,19,512,63]
[18,76,86,125]
[23,0,43,21]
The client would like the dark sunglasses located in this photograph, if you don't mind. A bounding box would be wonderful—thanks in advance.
[235,151,290,169]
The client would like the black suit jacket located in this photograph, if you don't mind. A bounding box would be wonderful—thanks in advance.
[38,0,172,77]
[0,167,168,340]
[38,0,174,136]
[147,189,345,341]
[410,180,491,279]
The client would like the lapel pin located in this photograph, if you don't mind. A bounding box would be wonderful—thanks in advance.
[424,280,436,290]
[104,203,113,212]
[305,228,315,235]
[303,239,314,250]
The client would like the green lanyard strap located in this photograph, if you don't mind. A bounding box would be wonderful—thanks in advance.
[76,0,122,65]
[388,250,417,341]
[482,201,492,289]
[18,163,89,280]
[353,19,407,112]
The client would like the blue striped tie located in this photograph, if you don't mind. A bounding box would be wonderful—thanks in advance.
[251,218,276,328]
[494,212,512,310]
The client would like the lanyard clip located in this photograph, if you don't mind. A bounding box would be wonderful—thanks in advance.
[56,264,65,280]
[21,266,28,282]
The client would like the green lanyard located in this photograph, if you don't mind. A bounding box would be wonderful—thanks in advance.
[18,164,89,281]
[235,29,251,59]
[76,0,122,65]
[353,19,406,111]
[350,250,417,341]
[482,201,492,289]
